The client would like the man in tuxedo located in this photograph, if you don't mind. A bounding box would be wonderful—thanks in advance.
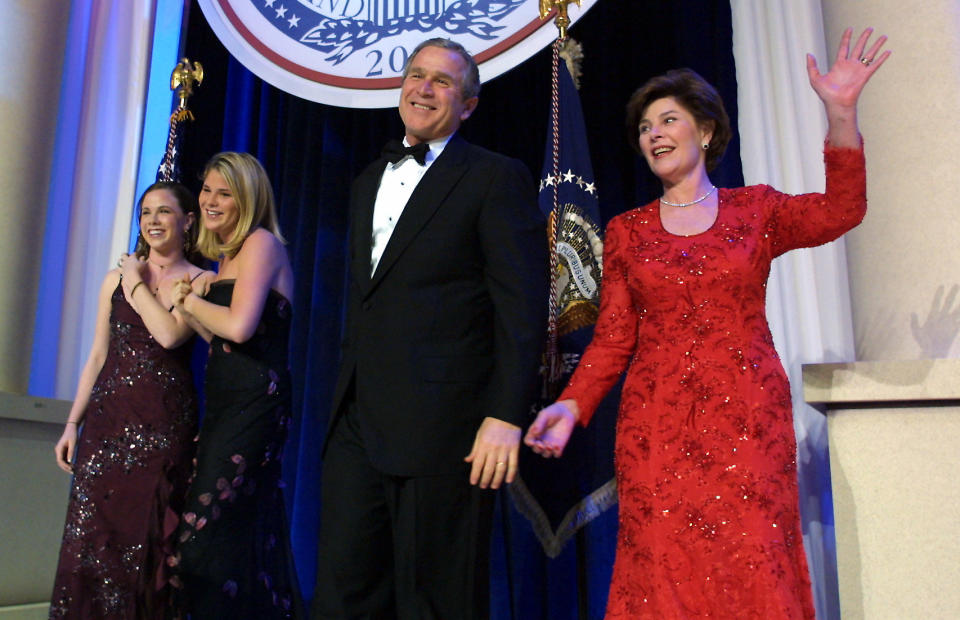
[313,38,547,619]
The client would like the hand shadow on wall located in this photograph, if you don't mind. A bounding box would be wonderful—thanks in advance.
[910,284,960,359]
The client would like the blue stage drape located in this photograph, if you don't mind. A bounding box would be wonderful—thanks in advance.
[178,1,743,616]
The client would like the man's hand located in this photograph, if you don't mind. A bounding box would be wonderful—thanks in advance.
[465,417,521,489]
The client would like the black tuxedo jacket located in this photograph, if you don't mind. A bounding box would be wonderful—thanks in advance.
[328,134,548,476]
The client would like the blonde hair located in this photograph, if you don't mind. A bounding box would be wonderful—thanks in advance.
[196,152,286,260]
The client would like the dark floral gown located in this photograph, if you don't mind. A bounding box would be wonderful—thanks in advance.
[171,280,301,618]
[560,146,866,618]
[49,283,197,619]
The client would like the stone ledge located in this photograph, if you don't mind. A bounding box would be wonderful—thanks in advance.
[802,358,960,406]
[0,602,49,619]
[0,392,71,425]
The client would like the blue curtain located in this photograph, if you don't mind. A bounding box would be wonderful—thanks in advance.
[179,1,742,616]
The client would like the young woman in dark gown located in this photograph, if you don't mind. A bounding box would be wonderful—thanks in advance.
[170,152,301,618]
[50,182,210,619]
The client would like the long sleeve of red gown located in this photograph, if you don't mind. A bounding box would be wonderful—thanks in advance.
[560,144,866,426]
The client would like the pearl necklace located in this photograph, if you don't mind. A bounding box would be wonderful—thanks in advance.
[660,185,717,208]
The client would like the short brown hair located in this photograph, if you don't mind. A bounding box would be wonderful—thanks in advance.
[402,38,480,101]
[625,68,731,172]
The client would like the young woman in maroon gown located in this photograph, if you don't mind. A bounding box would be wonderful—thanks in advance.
[50,182,210,619]
[169,152,301,618]
[525,27,889,618]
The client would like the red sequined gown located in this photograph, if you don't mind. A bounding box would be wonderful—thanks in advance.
[560,146,866,618]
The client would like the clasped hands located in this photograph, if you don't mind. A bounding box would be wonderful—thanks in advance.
[116,253,197,306]
[170,273,197,313]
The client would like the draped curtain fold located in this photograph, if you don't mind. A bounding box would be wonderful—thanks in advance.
[31,0,157,399]
[731,1,852,617]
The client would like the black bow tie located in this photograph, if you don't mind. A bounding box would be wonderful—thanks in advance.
[382,140,429,165]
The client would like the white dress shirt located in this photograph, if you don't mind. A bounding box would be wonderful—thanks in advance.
[369,135,452,275]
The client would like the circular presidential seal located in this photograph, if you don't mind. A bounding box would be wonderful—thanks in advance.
[197,0,598,108]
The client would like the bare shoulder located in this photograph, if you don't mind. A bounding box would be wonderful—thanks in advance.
[103,269,122,292]
[239,227,285,258]
[234,229,291,289]
[93,270,122,311]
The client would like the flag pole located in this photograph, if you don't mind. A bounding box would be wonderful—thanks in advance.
[157,58,204,182]
[539,0,581,395]
[512,0,613,561]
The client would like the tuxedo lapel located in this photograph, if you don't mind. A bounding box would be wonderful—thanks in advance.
[368,135,470,294]
[352,162,384,295]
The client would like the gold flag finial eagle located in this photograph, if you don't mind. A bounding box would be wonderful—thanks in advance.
[170,58,204,122]
[538,0,581,40]
[157,58,204,181]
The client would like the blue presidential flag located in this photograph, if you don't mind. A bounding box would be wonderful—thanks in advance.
[509,38,618,557]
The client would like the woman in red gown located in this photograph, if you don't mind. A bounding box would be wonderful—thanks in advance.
[525,27,889,618]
